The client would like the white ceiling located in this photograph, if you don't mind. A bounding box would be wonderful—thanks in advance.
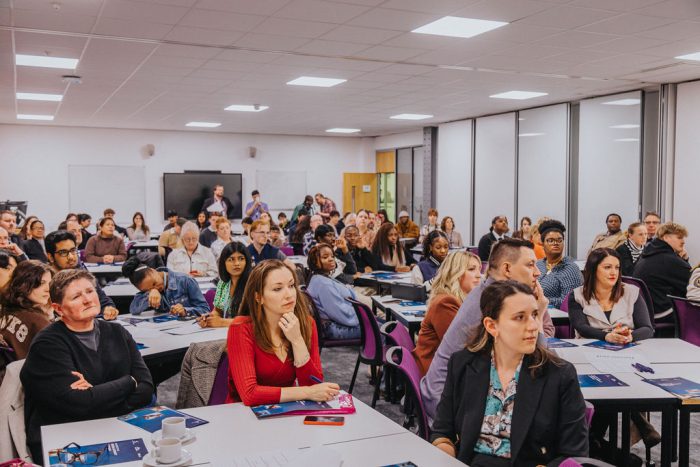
[1,0,700,136]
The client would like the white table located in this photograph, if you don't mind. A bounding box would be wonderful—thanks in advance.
[372,295,424,338]
[287,255,308,267]
[555,338,700,364]
[103,277,216,298]
[41,397,426,466]
[84,262,124,274]
[128,239,159,251]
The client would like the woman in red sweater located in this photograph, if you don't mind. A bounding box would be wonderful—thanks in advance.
[227,259,340,406]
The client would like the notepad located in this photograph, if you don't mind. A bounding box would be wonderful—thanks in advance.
[583,340,638,351]
[545,337,578,349]
[118,406,208,433]
[642,377,700,401]
[578,374,629,388]
[47,438,147,465]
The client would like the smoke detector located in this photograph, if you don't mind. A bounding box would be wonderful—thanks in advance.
[62,75,82,84]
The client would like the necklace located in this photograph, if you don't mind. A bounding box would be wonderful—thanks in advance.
[546,257,562,272]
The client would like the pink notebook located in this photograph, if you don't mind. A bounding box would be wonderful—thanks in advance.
[251,392,356,419]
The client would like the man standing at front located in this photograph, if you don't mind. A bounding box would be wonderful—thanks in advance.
[315,193,337,222]
[244,190,269,221]
[202,184,235,219]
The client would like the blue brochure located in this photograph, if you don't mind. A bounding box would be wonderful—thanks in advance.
[545,337,578,349]
[578,374,629,388]
[583,340,638,351]
[642,377,700,400]
[398,300,425,307]
[48,438,147,466]
[118,406,208,433]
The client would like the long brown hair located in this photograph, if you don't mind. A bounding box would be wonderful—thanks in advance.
[371,222,406,264]
[0,260,52,315]
[238,260,313,353]
[582,248,624,304]
[467,280,560,377]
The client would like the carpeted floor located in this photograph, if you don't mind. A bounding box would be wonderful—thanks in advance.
[157,345,700,466]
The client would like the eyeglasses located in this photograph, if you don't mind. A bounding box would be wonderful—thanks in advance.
[54,442,107,465]
[545,238,564,245]
[55,248,79,258]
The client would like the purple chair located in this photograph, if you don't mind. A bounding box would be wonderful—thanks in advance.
[385,346,430,440]
[481,261,488,274]
[301,290,360,352]
[555,292,573,339]
[207,353,229,406]
[280,246,294,256]
[467,246,479,256]
[380,321,415,352]
[559,459,614,467]
[347,297,385,408]
[670,295,700,346]
[584,400,595,427]
[203,288,216,309]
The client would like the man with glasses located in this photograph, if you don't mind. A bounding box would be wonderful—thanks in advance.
[45,230,118,320]
[644,211,661,244]
[246,220,294,269]
[535,219,582,309]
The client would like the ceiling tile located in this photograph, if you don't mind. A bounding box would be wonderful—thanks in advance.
[635,0,700,19]
[319,25,403,45]
[272,0,370,23]
[635,21,700,41]
[13,0,103,16]
[579,13,675,34]
[164,26,245,46]
[533,30,619,48]
[102,0,190,24]
[0,7,10,25]
[379,0,479,14]
[254,17,338,38]
[347,8,441,31]
[518,5,616,28]
[93,17,175,40]
[569,0,665,10]
[451,0,553,22]
[295,40,370,56]
[13,9,97,34]
[179,9,265,31]
[234,33,311,51]
[195,0,291,15]
[586,36,668,53]
[356,45,429,61]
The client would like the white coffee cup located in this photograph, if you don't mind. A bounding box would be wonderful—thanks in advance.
[162,416,186,439]
[154,437,182,464]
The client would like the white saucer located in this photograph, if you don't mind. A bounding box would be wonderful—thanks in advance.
[151,428,196,445]
[142,449,192,467]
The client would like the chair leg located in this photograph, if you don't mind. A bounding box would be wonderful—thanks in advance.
[348,354,361,394]
[371,367,383,408]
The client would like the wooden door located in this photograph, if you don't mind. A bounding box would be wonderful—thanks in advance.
[343,173,378,213]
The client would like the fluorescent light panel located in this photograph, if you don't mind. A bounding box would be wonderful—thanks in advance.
[615,138,639,142]
[390,113,433,120]
[225,104,269,112]
[326,128,361,134]
[490,91,548,100]
[519,133,545,137]
[15,54,78,70]
[610,124,639,129]
[17,114,54,121]
[17,92,63,102]
[412,16,508,39]
[675,51,700,61]
[186,121,221,128]
[602,99,640,106]
[287,76,346,87]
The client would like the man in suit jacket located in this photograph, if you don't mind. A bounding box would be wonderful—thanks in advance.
[477,215,509,261]
[202,184,235,219]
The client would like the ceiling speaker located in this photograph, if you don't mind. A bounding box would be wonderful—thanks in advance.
[249,146,257,158]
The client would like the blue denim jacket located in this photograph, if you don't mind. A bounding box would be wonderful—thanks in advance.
[129,268,209,316]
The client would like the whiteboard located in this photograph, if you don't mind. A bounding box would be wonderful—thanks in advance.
[255,170,307,210]
[68,165,146,225]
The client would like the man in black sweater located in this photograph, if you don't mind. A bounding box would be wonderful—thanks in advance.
[20,269,153,462]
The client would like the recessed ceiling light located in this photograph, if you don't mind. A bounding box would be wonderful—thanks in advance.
[17,114,54,121]
[615,138,639,142]
[675,51,700,61]
[16,92,63,102]
[186,121,221,128]
[602,99,640,106]
[225,104,269,112]
[326,128,361,134]
[490,91,548,100]
[15,54,78,70]
[412,16,508,39]
[609,124,640,129]
[287,76,346,87]
[519,133,545,137]
[390,113,433,120]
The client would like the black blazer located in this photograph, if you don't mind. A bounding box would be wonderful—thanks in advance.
[431,350,588,466]
[23,238,48,263]
[478,232,501,261]
[615,243,635,277]
[202,196,235,219]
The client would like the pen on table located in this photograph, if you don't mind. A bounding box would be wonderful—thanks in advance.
[310,375,323,384]
[192,313,209,324]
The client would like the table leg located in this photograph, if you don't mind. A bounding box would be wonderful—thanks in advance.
[608,413,618,462]
[621,410,631,467]
[679,408,690,467]
[660,407,673,467]
[672,408,678,462]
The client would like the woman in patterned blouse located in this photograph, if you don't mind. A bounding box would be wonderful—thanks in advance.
[197,242,251,328]
[431,280,588,466]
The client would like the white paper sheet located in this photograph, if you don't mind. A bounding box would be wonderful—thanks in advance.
[586,351,652,373]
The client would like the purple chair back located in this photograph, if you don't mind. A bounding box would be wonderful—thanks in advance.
[584,400,595,427]
[207,353,229,406]
[385,346,430,440]
[380,321,415,352]
[280,246,294,256]
[481,261,488,274]
[204,288,216,309]
[79,249,86,262]
[467,246,479,256]
[555,292,572,339]
[347,298,383,365]
[670,296,700,346]
[621,276,655,326]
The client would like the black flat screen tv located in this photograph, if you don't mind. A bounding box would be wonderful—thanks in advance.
[163,172,242,220]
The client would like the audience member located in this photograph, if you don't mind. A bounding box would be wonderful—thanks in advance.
[512,216,532,241]
[241,216,254,237]
[199,210,222,247]
[64,219,84,251]
[202,184,235,219]
[396,210,420,240]
[197,242,251,328]
[77,213,92,249]
[634,221,691,319]
[306,244,361,339]
[0,250,18,293]
[589,213,626,252]
[377,209,390,225]
[65,213,78,224]
[315,193,337,221]
[227,260,339,405]
[21,269,154,462]
[0,210,21,245]
[167,222,218,277]
[441,216,463,248]
[530,217,548,260]
[430,280,588,465]
[616,222,647,276]
[163,209,178,231]
[644,211,661,243]
[210,217,233,261]
[19,216,38,241]
[123,256,209,316]
[421,238,555,420]
[290,214,311,246]
[312,224,357,284]
[412,230,449,289]
[103,208,127,236]
[248,220,293,269]
[355,210,376,249]
[535,220,582,309]
[291,195,315,226]
[344,225,375,273]
[259,211,273,225]
[302,214,323,255]
[269,225,284,248]
[195,210,209,231]
[371,222,417,273]
[419,208,440,243]
[244,190,269,220]
[477,215,509,261]
[23,219,48,263]
[277,212,289,235]
[0,226,27,260]
[412,251,482,376]
[158,217,185,257]
[126,212,150,241]
[84,217,127,264]
[328,210,342,235]
[45,230,118,320]
[688,263,700,302]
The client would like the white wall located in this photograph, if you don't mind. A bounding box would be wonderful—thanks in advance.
[0,124,373,230]
[374,130,423,151]
[674,81,700,263]
[436,120,472,244]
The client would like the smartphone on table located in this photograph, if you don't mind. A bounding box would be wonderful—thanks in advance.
[303,416,344,426]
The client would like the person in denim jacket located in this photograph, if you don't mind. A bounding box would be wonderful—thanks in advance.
[122,256,209,316]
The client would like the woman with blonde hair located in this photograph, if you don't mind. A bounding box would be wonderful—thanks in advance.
[530,217,549,260]
[412,251,482,375]
[616,222,647,276]
[227,260,339,406]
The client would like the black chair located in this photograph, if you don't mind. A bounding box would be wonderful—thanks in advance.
[622,276,677,337]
